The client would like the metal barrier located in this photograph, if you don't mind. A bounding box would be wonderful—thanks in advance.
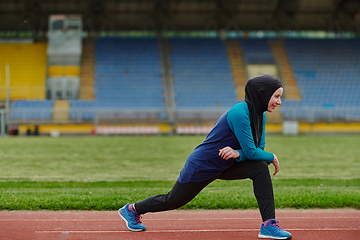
[0,86,46,100]
[8,108,166,125]
[3,106,360,131]
[281,106,360,123]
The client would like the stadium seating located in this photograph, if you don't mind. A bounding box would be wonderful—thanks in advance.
[169,37,237,109]
[7,37,360,125]
[95,37,163,108]
[240,38,275,64]
[281,39,360,121]
[0,43,47,100]
[69,100,96,120]
[10,100,54,120]
[69,37,165,120]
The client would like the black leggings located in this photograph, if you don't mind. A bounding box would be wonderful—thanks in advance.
[135,160,275,222]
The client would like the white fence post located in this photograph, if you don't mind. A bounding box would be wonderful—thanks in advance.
[0,109,7,136]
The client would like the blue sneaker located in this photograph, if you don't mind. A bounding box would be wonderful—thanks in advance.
[118,204,146,231]
[258,219,292,239]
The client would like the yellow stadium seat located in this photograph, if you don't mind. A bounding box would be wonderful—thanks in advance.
[48,65,80,76]
[0,43,47,100]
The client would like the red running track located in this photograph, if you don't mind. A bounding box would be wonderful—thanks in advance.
[0,209,359,240]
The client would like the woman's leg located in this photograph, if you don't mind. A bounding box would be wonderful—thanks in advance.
[219,160,275,222]
[135,177,216,214]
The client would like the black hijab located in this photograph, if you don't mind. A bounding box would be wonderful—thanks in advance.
[245,74,282,147]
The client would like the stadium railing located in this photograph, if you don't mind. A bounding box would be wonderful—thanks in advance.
[0,86,46,101]
[281,106,360,123]
[6,106,360,125]
[8,108,166,125]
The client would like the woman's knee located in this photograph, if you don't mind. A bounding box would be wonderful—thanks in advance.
[258,160,270,170]
[249,161,271,179]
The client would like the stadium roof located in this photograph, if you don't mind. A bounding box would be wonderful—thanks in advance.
[0,0,359,35]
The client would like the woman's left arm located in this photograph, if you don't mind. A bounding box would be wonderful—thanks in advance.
[220,104,274,163]
[220,114,267,160]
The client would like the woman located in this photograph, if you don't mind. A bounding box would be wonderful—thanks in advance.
[119,74,292,240]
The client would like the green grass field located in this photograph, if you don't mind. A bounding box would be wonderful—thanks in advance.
[0,135,359,210]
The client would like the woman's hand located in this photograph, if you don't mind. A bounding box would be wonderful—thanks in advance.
[219,146,239,160]
[270,154,280,176]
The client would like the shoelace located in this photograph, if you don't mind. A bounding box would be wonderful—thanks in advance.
[270,221,283,230]
[131,212,143,224]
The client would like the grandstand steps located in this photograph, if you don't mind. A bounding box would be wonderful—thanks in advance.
[269,41,302,100]
[158,37,176,124]
[226,40,247,100]
[80,39,95,100]
[52,100,70,123]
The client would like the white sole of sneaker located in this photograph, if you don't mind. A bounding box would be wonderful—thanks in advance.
[118,209,146,232]
[258,233,292,239]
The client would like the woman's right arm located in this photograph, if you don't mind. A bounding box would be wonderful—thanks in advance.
[272,154,280,175]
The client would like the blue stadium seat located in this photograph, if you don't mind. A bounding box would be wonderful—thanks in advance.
[281,39,360,121]
[240,39,275,64]
[70,37,165,120]
[10,100,54,120]
[169,37,237,109]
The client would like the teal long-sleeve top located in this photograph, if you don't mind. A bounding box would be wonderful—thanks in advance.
[178,102,274,183]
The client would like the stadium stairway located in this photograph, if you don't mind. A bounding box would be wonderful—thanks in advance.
[52,100,70,123]
[269,40,302,100]
[158,36,176,124]
[225,40,248,100]
[79,39,96,100]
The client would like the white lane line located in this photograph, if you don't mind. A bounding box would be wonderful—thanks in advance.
[36,227,360,234]
[2,216,360,221]
[37,229,258,233]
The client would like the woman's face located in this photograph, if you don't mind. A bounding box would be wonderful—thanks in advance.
[267,87,283,112]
